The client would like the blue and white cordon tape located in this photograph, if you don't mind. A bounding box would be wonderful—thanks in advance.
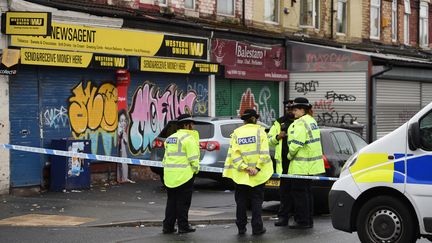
[0,144,338,181]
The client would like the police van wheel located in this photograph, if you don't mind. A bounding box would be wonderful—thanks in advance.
[356,195,417,243]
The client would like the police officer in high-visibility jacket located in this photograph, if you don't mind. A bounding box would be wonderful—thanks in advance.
[287,97,325,229]
[223,109,273,236]
[268,100,295,226]
[162,114,200,234]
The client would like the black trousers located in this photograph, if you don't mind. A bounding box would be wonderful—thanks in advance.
[291,179,313,225]
[163,177,194,230]
[234,183,265,233]
[277,178,294,219]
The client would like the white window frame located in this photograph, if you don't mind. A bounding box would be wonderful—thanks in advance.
[139,0,154,4]
[336,0,347,34]
[159,0,167,6]
[419,2,429,47]
[264,0,280,24]
[185,0,195,9]
[217,0,235,16]
[391,0,397,42]
[404,0,411,45]
[299,0,320,29]
[370,0,381,39]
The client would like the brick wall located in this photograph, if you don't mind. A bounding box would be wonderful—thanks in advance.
[409,1,419,46]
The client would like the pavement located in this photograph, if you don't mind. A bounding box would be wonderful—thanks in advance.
[0,178,275,228]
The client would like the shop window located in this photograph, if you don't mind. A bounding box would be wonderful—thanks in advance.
[185,0,195,9]
[420,2,429,47]
[337,0,347,34]
[217,0,235,16]
[370,0,380,39]
[300,0,320,29]
[392,0,397,41]
[265,0,280,23]
[404,0,411,45]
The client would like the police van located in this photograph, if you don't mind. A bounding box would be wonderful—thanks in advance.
[329,102,432,243]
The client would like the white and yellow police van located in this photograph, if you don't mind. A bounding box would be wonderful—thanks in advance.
[329,103,432,243]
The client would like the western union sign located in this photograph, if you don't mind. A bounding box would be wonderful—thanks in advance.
[140,57,221,75]
[11,22,208,59]
[1,12,52,36]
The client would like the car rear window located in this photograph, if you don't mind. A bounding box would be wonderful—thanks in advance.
[221,123,243,138]
[157,121,214,139]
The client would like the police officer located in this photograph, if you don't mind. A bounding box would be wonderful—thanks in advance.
[223,109,273,235]
[162,114,200,234]
[268,100,296,226]
[287,97,325,229]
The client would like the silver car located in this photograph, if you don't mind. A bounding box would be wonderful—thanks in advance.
[149,117,270,184]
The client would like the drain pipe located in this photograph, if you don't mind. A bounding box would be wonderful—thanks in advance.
[242,0,246,27]
[369,64,393,142]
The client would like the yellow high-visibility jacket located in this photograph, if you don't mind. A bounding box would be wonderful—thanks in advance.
[287,114,325,175]
[223,123,273,187]
[268,118,293,174]
[163,129,200,188]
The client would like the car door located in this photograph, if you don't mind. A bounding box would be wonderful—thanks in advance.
[329,131,356,177]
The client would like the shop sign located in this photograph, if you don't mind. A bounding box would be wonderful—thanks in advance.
[140,57,221,75]
[11,22,207,60]
[20,48,128,69]
[1,12,52,36]
[211,38,287,81]
[0,48,20,75]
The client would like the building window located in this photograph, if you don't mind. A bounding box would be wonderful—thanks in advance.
[337,0,347,34]
[159,0,166,5]
[420,2,429,47]
[139,0,153,3]
[370,0,380,39]
[217,0,235,16]
[404,0,411,45]
[265,0,279,23]
[185,0,195,9]
[391,0,397,41]
[300,0,320,29]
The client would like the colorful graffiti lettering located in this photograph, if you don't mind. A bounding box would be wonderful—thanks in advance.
[237,88,258,117]
[44,106,69,129]
[128,82,197,155]
[258,87,276,125]
[68,81,118,154]
[187,82,208,115]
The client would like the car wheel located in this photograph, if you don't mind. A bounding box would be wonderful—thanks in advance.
[356,195,417,243]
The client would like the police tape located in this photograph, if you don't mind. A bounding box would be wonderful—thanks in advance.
[0,143,338,181]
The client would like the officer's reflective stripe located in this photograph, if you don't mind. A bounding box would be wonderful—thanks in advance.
[290,140,304,146]
[167,152,186,156]
[304,138,320,144]
[261,157,272,164]
[299,118,314,139]
[275,159,281,164]
[188,155,199,161]
[232,157,242,163]
[191,166,198,171]
[249,163,257,167]
[293,156,323,161]
[257,129,261,153]
[164,164,188,168]
[224,165,234,169]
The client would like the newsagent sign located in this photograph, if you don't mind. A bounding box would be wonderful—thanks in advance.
[11,22,208,60]
[210,38,288,81]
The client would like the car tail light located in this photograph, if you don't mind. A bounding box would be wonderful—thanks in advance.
[152,138,164,149]
[323,154,331,169]
[199,141,220,151]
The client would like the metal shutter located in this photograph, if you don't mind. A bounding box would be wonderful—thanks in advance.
[421,82,432,108]
[289,72,367,137]
[376,79,421,139]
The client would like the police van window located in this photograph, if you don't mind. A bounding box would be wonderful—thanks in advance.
[419,111,432,150]
[348,133,368,151]
[221,123,243,138]
[331,132,355,155]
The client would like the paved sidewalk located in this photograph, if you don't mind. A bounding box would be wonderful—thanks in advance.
[0,179,272,227]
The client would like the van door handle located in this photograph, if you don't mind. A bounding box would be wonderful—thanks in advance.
[388,155,395,160]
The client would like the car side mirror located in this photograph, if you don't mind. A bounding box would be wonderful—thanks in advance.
[408,121,421,151]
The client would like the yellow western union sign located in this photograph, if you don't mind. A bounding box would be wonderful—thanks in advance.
[140,57,194,73]
[11,22,164,56]
[3,12,51,35]
[21,48,92,68]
